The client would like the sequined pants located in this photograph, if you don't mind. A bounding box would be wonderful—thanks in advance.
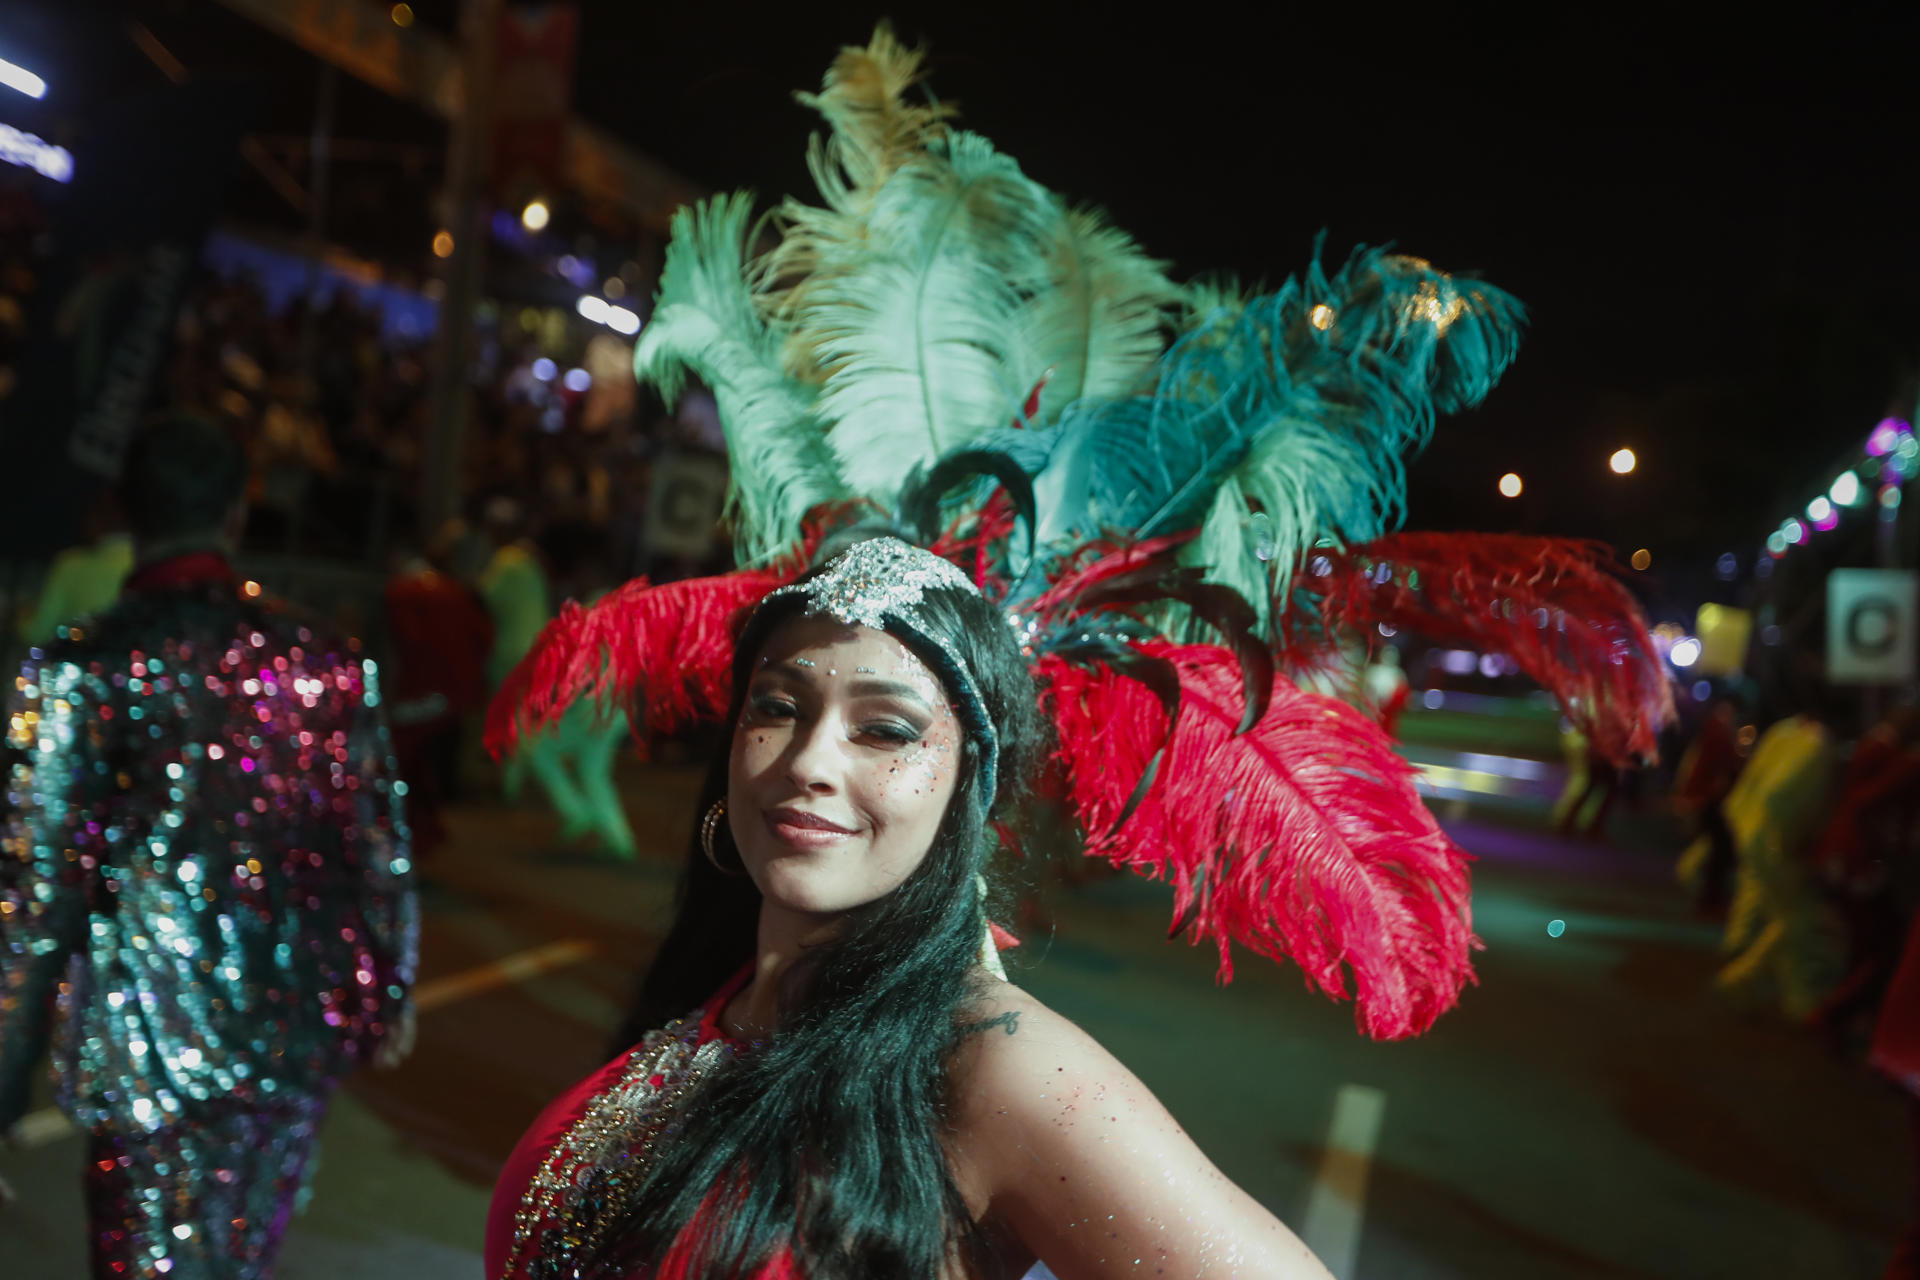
[83,1091,330,1280]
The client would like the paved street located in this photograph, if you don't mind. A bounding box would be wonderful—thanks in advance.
[3,745,1908,1278]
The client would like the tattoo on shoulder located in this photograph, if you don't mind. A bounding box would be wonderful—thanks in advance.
[980,1010,1021,1037]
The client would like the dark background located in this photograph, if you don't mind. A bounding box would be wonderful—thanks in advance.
[11,3,1919,617]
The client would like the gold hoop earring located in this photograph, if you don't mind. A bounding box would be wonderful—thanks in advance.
[701,798,739,876]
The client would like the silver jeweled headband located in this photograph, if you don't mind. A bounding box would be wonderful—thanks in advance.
[758,537,999,809]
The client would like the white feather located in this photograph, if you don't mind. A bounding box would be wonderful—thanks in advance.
[634,194,846,562]
[795,131,1061,497]
[1011,206,1181,425]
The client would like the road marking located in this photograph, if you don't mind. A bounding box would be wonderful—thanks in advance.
[1300,1083,1386,1280]
[414,938,596,1012]
[9,939,598,1149]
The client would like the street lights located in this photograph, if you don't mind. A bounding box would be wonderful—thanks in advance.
[0,55,47,99]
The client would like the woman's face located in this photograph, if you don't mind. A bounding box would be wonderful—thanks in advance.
[728,616,964,919]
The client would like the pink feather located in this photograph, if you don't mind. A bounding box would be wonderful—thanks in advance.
[1039,643,1478,1040]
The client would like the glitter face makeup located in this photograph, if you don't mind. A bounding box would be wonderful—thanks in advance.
[727,617,962,919]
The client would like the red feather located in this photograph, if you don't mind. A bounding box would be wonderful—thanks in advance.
[1024,532,1196,620]
[484,569,788,760]
[1291,533,1675,768]
[1038,643,1477,1040]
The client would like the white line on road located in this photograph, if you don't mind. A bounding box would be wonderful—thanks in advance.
[1300,1083,1387,1280]
[10,939,599,1149]
[414,937,596,1011]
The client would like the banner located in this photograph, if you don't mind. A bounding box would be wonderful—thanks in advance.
[1,78,255,559]
[1826,568,1918,684]
[490,4,578,203]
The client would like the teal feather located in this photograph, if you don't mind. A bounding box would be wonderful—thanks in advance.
[1027,241,1526,605]
[633,193,847,564]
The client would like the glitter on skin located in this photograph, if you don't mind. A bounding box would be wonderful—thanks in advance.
[727,618,962,920]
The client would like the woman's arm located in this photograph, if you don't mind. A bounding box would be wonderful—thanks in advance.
[949,986,1333,1280]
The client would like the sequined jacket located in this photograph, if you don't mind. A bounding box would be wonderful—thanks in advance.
[0,573,418,1132]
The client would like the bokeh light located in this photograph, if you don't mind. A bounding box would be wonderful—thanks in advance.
[1308,304,1335,331]
[1715,552,1737,580]
[431,229,454,258]
[390,3,415,27]
[1806,496,1832,523]
[1630,548,1651,571]
[1868,418,1906,456]
[1669,637,1701,667]
[1498,472,1523,498]
[1609,448,1636,475]
[520,200,551,232]
[1830,471,1862,506]
[1782,518,1805,544]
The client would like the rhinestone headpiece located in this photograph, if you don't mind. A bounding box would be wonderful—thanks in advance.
[758,538,997,808]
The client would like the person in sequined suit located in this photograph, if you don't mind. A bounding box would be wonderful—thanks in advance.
[0,415,418,1280]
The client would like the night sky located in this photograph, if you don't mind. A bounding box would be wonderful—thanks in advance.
[15,4,1920,621]
[564,4,1920,616]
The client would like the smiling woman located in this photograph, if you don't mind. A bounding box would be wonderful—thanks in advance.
[483,539,1335,1280]
[729,617,964,925]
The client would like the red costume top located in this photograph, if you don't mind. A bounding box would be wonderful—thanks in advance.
[487,967,799,1280]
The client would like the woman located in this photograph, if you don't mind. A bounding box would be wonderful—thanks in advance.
[485,538,1333,1279]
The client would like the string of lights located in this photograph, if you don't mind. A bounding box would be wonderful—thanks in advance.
[1761,416,1915,564]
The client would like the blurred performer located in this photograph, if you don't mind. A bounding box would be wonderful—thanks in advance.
[1871,909,1920,1280]
[384,520,495,862]
[0,415,417,1279]
[1806,704,1920,1044]
[480,502,634,857]
[1673,696,1744,916]
[24,492,134,644]
[1713,711,1843,1019]
[1555,726,1624,839]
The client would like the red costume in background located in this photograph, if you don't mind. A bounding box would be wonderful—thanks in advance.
[384,565,493,859]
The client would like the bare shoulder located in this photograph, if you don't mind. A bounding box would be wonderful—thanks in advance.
[952,983,1146,1108]
[948,982,1334,1280]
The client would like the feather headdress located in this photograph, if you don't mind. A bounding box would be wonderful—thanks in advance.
[491,25,1674,1040]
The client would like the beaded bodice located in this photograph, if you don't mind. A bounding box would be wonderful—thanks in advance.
[500,1000,741,1280]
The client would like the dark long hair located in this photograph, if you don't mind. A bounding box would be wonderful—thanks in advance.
[591,572,1045,1279]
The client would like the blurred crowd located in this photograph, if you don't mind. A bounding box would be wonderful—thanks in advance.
[1666,693,1919,1043]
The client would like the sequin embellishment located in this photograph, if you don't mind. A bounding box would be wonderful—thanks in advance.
[502,1008,736,1280]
